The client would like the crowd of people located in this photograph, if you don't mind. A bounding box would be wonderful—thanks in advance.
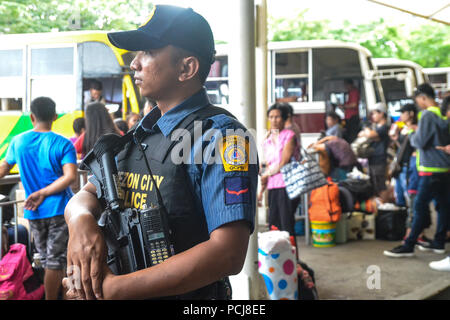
[259,83,450,273]
[0,4,448,301]
[1,81,449,301]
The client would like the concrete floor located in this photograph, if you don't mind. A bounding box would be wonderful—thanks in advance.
[242,205,450,300]
[296,237,450,300]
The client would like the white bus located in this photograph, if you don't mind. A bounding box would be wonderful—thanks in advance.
[373,58,428,121]
[424,67,450,100]
[206,40,385,145]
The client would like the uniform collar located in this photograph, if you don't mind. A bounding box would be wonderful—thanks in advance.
[140,88,210,137]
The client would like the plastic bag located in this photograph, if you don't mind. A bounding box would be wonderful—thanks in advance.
[258,230,298,300]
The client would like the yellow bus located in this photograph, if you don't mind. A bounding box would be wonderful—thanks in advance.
[0,30,143,167]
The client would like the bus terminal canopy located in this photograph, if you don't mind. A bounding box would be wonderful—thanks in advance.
[368,0,450,25]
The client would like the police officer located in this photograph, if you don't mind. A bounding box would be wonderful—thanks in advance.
[63,5,258,300]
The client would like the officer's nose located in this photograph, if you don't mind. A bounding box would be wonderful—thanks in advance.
[130,53,141,71]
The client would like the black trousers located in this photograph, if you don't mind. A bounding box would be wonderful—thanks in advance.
[344,115,360,143]
[268,188,300,236]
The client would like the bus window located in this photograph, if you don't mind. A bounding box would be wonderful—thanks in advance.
[80,42,122,77]
[30,47,76,113]
[273,51,308,102]
[312,48,361,103]
[0,49,24,111]
[31,47,74,76]
[205,55,229,105]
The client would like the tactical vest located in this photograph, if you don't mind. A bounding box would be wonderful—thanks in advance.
[116,105,236,299]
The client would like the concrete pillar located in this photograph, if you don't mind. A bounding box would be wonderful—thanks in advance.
[228,0,268,300]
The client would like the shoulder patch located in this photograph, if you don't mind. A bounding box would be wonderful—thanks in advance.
[220,135,249,172]
[224,177,250,205]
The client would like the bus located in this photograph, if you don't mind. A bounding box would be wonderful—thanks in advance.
[423,67,450,100]
[206,40,386,146]
[0,30,143,169]
[372,58,428,121]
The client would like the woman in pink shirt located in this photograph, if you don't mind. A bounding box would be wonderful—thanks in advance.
[259,103,300,236]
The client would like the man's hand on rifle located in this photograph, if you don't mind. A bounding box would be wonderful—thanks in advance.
[63,213,107,300]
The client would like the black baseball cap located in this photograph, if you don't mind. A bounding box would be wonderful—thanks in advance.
[397,103,417,113]
[107,5,215,65]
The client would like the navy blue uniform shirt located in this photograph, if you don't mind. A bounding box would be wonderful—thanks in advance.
[138,88,258,234]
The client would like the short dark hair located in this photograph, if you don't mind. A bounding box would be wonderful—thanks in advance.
[89,79,103,91]
[326,111,341,122]
[114,119,129,133]
[72,117,85,135]
[267,103,290,121]
[171,46,212,85]
[30,97,56,122]
[344,79,354,86]
[414,83,435,100]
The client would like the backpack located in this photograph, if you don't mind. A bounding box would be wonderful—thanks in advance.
[0,244,44,300]
[338,179,374,203]
[308,181,342,223]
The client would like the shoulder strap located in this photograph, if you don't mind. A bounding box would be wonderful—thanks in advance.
[148,105,237,163]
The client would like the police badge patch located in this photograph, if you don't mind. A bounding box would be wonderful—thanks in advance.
[220,135,249,172]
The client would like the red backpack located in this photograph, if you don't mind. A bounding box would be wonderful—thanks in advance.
[308,181,342,223]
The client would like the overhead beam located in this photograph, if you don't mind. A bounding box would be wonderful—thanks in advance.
[367,0,450,25]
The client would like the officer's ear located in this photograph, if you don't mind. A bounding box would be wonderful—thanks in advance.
[178,55,200,83]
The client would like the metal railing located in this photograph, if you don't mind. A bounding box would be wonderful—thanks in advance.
[0,199,25,260]
[0,174,21,186]
[0,168,90,260]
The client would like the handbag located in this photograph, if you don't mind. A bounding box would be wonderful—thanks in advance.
[351,137,374,159]
[280,148,328,200]
[388,134,410,179]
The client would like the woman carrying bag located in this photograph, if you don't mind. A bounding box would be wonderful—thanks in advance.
[258,103,300,236]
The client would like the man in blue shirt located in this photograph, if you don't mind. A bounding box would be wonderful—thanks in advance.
[63,5,257,300]
[0,97,78,299]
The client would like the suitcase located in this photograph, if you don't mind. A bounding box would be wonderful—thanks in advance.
[347,212,376,240]
[375,208,407,241]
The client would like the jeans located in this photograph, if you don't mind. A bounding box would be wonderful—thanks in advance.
[404,173,450,249]
[394,165,408,207]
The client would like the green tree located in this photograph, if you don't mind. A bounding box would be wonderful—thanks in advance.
[0,0,154,34]
[269,10,450,68]
[269,10,330,42]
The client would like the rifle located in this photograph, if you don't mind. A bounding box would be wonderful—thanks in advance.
[80,133,174,275]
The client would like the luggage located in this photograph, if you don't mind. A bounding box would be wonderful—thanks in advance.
[0,243,44,300]
[335,213,349,244]
[309,181,342,223]
[351,136,374,159]
[338,186,355,213]
[347,212,376,240]
[338,179,374,203]
[375,208,407,241]
[281,148,328,200]
[258,230,298,300]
